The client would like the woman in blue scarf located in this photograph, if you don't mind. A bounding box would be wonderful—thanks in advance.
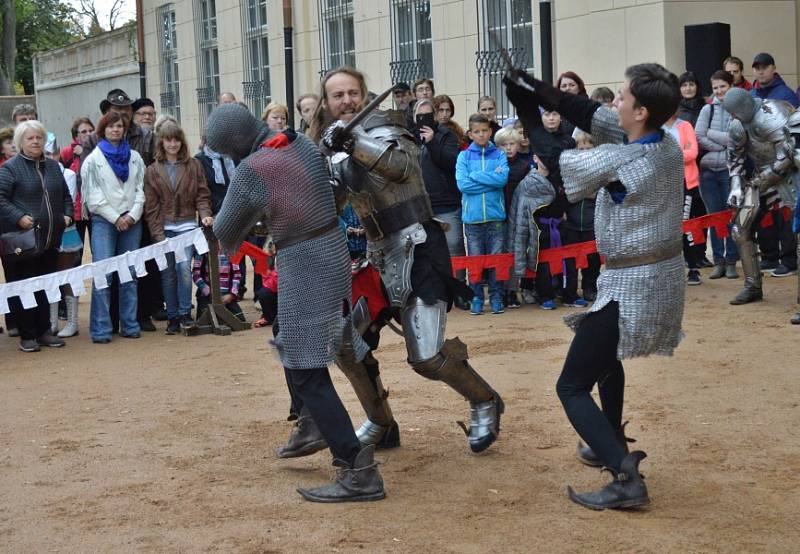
[81,111,146,343]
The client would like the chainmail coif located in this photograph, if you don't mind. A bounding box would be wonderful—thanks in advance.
[206,103,270,161]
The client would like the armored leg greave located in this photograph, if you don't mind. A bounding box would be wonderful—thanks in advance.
[730,193,764,305]
[335,349,399,447]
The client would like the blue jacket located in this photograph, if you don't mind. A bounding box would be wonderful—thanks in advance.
[456,141,509,224]
[750,73,800,108]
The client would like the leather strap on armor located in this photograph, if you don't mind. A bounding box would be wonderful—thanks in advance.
[274,218,339,251]
[604,244,682,270]
[360,195,433,241]
[411,338,495,403]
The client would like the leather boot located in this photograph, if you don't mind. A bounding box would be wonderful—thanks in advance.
[576,421,635,467]
[276,410,328,459]
[709,262,725,280]
[296,445,385,503]
[729,284,763,305]
[725,262,739,279]
[49,303,59,335]
[567,451,649,510]
[57,296,79,338]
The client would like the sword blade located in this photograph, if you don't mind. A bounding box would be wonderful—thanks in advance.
[342,85,395,134]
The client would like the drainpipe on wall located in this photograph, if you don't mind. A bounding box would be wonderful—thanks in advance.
[539,0,553,84]
[136,0,146,97]
[283,0,295,129]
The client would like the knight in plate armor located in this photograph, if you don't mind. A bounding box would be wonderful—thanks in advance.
[720,88,800,320]
[296,67,504,456]
[506,63,685,510]
[208,104,385,503]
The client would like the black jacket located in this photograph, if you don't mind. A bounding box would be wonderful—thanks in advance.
[563,197,596,232]
[504,155,531,213]
[420,125,461,213]
[195,151,232,215]
[677,97,706,127]
[0,154,73,250]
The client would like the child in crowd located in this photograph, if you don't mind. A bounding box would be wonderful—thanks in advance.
[495,126,531,309]
[192,246,245,322]
[477,96,502,141]
[560,131,599,305]
[456,113,509,315]
[342,202,367,261]
[527,109,575,309]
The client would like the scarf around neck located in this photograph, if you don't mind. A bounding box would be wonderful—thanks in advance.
[98,138,131,182]
[203,145,236,185]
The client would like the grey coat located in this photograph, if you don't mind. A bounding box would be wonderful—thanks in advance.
[695,97,732,172]
[506,169,556,276]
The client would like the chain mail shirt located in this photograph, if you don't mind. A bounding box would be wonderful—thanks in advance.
[560,107,686,359]
[214,132,366,369]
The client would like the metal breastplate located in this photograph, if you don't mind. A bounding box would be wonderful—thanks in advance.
[334,112,434,241]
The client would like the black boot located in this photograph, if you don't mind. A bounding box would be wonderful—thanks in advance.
[567,451,649,510]
[277,411,328,459]
[296,445,385,503]
[729,286,763,305]
[791,312,800,325]
[576,421,635,467]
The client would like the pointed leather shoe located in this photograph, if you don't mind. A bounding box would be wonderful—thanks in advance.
[567,451,650,511]
[277,415,328,459]
[576,421,636,467]
[297,445,385,503]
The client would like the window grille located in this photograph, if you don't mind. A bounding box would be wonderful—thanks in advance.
[194,0,220,129]
[157,4,181,121]
[389,0,433,85]
[317,0,355,77]
[475,0,534,121]
[240,0,271,115]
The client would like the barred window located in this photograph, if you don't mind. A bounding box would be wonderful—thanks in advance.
[318,0,355,75]
[157,4,181,121]
[195,0,220,128]
[476,0,534,121]
[241,0,271,115]
[390,0,432,85]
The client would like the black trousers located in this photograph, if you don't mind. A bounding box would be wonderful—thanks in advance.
[683,186,706,270]
[4,249,59,340]
[556,301,626,472]
[256,287,277,323]
[756,203,797,269]
[561,227,600,302]
[534,224,556,302]
[284,367,361,465]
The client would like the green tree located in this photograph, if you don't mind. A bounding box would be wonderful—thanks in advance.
[15,0,80,94]
[0,0,16,95]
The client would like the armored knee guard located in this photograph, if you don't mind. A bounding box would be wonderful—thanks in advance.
[731,189,762,292]
[402,299,503,452]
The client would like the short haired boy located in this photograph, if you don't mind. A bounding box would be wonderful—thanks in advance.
[494,126,529,308]
[507,63,685,510]
[456,114,509,315]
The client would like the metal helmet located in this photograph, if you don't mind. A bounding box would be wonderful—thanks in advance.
[722,87,759,124]
[206,103,268,160]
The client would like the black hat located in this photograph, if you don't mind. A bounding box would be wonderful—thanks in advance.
[132,97,155,112]
[393,82,411,93]
[752,52,775,67]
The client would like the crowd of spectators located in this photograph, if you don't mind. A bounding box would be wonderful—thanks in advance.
[1,50,798,351]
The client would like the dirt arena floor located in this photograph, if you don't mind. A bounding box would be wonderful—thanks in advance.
[1,267,799,553]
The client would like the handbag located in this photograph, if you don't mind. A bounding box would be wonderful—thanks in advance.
[0,223,43,260]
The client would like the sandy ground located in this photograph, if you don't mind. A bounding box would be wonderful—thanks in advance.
[1,267,799,553]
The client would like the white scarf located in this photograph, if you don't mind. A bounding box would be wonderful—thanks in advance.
[203,146,236,185]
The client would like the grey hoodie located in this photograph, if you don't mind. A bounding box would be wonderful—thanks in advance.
[695,96,732,172]
[506,169,556,276]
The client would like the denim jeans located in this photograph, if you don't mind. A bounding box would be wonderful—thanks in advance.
[464,221,505,302]
[90,216,142,339]
[435,208,466,281]
[161,228,196,319]
[699,169,738,263]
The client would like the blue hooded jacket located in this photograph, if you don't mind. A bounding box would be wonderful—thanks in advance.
[750,73,800,108]
[455,141,509,224]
